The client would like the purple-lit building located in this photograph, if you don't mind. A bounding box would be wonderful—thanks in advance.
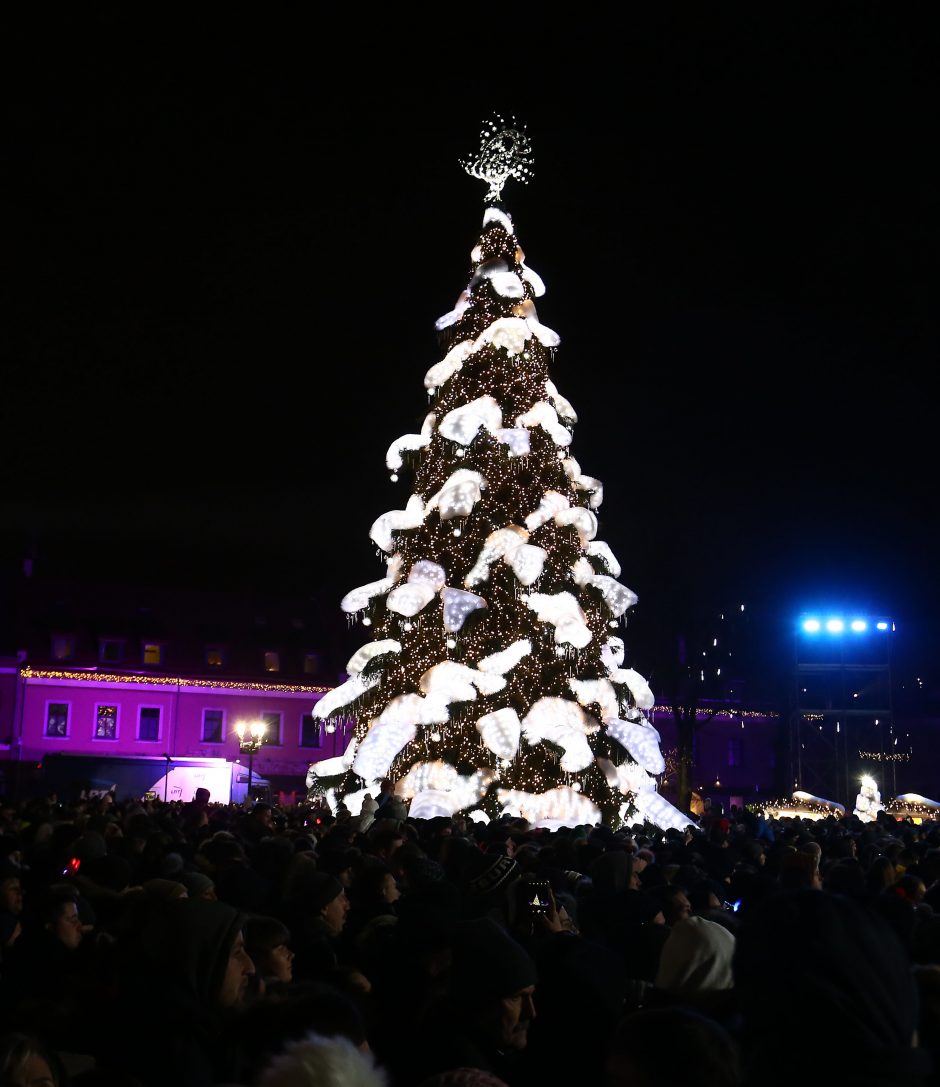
[0,569,357,804]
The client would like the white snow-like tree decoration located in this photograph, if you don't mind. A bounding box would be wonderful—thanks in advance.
[435,290,471,331]
[419,660,505,700]
[605,718,666,775]
[396,760,460,798]
[491,272,526,300]
[523,696,600,736]
[353,718,418,782]
[409,769,497,818]
[563,456,602,508]
[341,575,396,614]
[494,428,530,456]
[478,316,531,356]
[497,785,601,829]
[545,380,576,423]
[313,673,380,719]
[521,263,546,297]
[407,560,447,590]
[587,541,621,577]
[387,580,437,617]
[438,396,503,445]
[465,526,529,586]
[521,697,599,772]
[511,299,561,347]
[571,557,595,586]
[370,494,426,554]
[507,543,547,586]
[588,575,638,618]
[425,340,475,394]
[306,735,358,787]
[516,402,572,447]
[441,587,487,632]
[345,640,401,677]
[477,639,532,675]
[525,490,570,532]
[555,506,598,546]
[569,677,621,720]
[477,707,522,760]
[596,756,655,797]
[469,256,511,289]
[602,636,626,670]
[425,469,485,520]
[386,413,435,472]
[632,791,697,832]
[482,205,514,233]
[524,591,593,648]
[610,667,656,710]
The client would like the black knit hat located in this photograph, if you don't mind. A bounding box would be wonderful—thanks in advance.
[302,871,345,913]
[450,917,537,1000]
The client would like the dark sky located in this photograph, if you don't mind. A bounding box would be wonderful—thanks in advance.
[3,7,939,680]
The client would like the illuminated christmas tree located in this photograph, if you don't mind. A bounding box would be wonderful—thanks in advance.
[308,117,694,830]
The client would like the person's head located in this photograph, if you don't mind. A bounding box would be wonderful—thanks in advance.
[449,917,538,1052]
[649,883,692,927]
[605,1006,743,1087]
[301,871,350,936]
[655,916,736,995]
[243,914,295,984]
[37,886,85,950]
[0,1032,65,1087]
[141,897,255,1010]
[0,862,23,917]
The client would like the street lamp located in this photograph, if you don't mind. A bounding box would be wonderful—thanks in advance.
[234,719,267,802]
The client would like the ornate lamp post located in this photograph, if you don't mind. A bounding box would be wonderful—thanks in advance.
[234,719,267,802]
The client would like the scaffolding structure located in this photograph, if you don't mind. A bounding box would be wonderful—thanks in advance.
[788,617,897,809]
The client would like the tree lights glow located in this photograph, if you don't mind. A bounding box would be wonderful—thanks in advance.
[308,126,687,829]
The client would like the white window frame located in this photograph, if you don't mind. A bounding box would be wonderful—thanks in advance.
[93,703,119,741]
[45,700,71,738]
[260,710,282,746]
[202,707,226,744]
[138,705,162,743]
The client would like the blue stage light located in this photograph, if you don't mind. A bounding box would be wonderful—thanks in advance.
[826,618,844,633]
[850,619,867,632]
[876,621,888,631]
[802,618,821,633]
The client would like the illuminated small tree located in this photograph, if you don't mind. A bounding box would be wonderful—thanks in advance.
[309,117,694,830]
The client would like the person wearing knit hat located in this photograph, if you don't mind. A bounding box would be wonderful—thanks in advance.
[414,917,538,1086]
[282,867,351,985]
[178,870,217,900]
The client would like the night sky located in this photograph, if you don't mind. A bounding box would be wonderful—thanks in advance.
[3,7,938,686]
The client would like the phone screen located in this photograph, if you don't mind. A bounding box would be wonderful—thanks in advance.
[526,881,552,915]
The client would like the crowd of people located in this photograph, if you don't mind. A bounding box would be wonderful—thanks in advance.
[2,781,940,1087]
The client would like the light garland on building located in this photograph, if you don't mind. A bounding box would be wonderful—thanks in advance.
[21,667,329,694]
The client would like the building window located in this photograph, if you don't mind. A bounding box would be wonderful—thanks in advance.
[202,709,224,744]
[264,651,281,673]
[300,714,322,748]
[143,643,163,666]
[99,639,125,664]
[95,705,118,740]
[728,738,743,767]
[138,707,161,742]
[261,711,282,746]
[51,636,76,662]
[206,647,224,668]
[46,703,69,737]
[303,653,321,676]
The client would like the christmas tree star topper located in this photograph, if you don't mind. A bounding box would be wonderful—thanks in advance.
[460,114,535,204]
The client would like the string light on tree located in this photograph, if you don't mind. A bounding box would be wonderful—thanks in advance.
[307,119,690,830]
